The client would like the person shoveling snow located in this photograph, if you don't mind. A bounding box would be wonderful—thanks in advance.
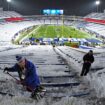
[3,55,46,99]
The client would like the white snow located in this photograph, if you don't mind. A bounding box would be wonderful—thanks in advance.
[0,21,105,104]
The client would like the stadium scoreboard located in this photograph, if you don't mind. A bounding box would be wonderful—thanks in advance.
[43,9,64,15]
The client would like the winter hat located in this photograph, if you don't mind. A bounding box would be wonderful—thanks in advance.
[89,50,93,54]
[15,55,23,62]
[89,50,93,53]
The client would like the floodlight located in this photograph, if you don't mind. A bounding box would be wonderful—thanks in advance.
[7,0,11,11]
[96,0,100,5]
[7,0,11,2]
[95,0,100,12]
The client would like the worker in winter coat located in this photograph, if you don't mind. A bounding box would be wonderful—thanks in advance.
[80,50,94,76]
[4,55,45,98]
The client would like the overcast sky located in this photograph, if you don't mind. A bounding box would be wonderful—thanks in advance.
[0,0,105,16]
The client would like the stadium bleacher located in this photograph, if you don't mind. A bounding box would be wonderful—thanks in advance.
[75,12,105,38]
[84,12,105,19]
[0,8,22,19]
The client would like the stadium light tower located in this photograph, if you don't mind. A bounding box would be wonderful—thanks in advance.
[7,0,11,11]
[96,0,100,12]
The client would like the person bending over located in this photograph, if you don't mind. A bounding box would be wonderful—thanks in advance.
[4,55,44,98]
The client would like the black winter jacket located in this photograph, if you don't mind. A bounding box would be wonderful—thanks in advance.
[83,53,94,63]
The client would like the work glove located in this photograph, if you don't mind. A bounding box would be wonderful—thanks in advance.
[16,80,22,84]
[3,67,9,73]
[16,79,25,85]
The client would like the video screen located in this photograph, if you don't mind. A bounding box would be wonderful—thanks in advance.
[43,9,64,15]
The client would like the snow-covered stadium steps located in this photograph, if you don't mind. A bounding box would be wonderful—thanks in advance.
[54,46,83,74]
[54,46,105,99]
[40,75,79,83]
[55,46,105,74]
[0,45,96,104]
[0,45,71,77]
